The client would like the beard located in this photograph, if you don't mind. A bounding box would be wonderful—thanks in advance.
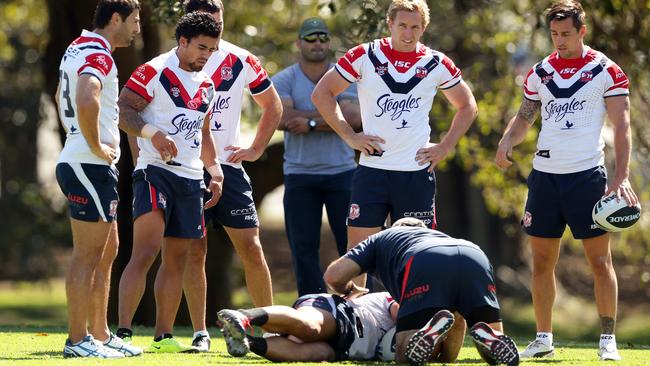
[302,50,328,63]
[187,61,206,72]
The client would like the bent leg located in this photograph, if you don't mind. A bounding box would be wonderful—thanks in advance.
[118,210,164,329]
[258,336,335,362]
[583,233,617,333]
[225,226,273,306]
[183,236,208,332]
[436,312,466,363]
[67,218,113,343]
[530,236,561,332]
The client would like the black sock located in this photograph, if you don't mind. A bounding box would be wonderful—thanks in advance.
[247,335,267,356]
[154,333,173,342]
[239,308,269,326]
[116,328,132,339]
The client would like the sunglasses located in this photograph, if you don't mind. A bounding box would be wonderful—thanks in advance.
[302,33,330,43]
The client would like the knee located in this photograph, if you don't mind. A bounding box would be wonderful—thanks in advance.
[238,239,267,265]
[295,322,321,341]
[532,255,557,275]
[590,254,614,277]
[186,241,207,265]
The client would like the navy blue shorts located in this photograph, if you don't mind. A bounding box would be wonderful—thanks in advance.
[396,245,500,327]
[203,165,258,229]
[132,165,205,239]
[56,162,119,222]
[523,166,607,239]
[347,166,436,228]
[293,294,355,360]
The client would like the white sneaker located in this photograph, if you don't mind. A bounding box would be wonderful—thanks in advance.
[519,339,554,358]
[103,332,143,357]
[598,342,621,361]
[63,335,125,358]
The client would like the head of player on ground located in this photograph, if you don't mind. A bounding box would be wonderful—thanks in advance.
[386,0,430,52]
[184,0,224,30]
[92,0,141,50]
[546,0,587,59]
[296,17,331,63]
[175,11,222,72]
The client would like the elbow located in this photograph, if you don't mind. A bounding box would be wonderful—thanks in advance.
[323,264,343,289]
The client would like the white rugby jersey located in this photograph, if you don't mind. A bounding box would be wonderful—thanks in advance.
[201,40,272,167]
[336,38,462,171]
[125,49,215,179]
[57,30,120,166]
[523,46,629,174]
[347,292,396,360]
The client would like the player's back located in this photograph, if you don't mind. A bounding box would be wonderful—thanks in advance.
[58,30,120,165]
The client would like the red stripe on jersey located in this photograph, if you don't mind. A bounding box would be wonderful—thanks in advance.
[606,81,629,92]
[606,64,629,86]
[125,80,153,102]
[78,53,113,77]
[379,38,426,73]
[162,68,213,108]
[399,256,415,303]
[547,49,598,79]
[440,56,461,78]
[72,36,110,50]
[210,52,238,88]
[246,55,270,90]
[524,85,538,96]
[337,44,366,79]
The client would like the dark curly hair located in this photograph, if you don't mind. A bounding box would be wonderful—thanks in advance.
[175,11,222,43]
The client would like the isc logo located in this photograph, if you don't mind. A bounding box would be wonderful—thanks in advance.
[394,60,411,68]
[560,67,577,74]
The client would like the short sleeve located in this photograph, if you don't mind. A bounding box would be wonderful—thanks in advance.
[244,54,272,95]
[436,54,462,90]
[523,66,541,101]
[77,52,114,84]
[125,63,158,102]
[344,236,377,274]
[271,67,293,99]
[604,62,629,98]
[335,44,366,83]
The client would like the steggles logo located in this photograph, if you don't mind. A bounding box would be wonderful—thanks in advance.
[375,93,422,121]
[543,98,586,122]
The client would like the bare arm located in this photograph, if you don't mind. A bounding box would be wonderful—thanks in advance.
[277,97,361,134]
[494,98,541,169]
[76,75,115,163]
[118,87,178,160]
[604,95,638,205]
[312,69,384,155]
[225,85,283,164]
[323,257,363,295]
[201,113,223,209]
[415,81,478,172]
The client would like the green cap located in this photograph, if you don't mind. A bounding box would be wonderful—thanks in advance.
[298,17,329,38]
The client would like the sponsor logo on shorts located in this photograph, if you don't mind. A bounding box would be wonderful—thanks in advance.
[402,284,430,300]
[522,211,532,228]
[348,204,360,220]
[158,193,167,209]
[230,207,257,221]
[403,211,433,226]
[68,193,88,205]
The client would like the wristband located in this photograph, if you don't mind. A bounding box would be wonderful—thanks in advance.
[141,124,161,139]
[207,164,222,178]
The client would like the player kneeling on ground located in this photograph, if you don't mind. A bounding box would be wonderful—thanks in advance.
[324,218,520,366]
[216,292,397,361]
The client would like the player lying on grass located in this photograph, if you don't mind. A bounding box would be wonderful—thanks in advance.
[324,218,520,366]
[216,291,397,361]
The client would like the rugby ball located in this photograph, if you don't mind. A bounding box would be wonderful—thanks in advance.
[592,194,642,232]
[376,326,396,361]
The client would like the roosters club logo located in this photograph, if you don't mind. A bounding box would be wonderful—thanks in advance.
[375,63,388,76]
[171,86,181,98]
[415,67,428,79]
[348,204,360,220]
[580,71,593,82]
[541,72,554,84]
[221,66,233,81]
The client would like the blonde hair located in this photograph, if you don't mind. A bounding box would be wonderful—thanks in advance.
[387,0,430,28]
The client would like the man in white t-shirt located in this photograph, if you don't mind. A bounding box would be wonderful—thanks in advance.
[495,0,639,361]
[55,0,141,359]
[216,292,397,362]
[311,0,478,275]
[176,0,282,352]
[115,11,224,353]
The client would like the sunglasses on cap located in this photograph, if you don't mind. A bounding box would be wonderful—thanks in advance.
[302,33,330,43]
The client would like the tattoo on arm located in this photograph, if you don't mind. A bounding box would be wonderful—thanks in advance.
[517,99,542,124]
[600,316,615,334]
[118,88,150,136]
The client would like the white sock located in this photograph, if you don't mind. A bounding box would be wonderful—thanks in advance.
[536,332,553,346]
[600,334,616,346]
[193,330,209,339]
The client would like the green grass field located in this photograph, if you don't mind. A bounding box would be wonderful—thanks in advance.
[1,281,649,365]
